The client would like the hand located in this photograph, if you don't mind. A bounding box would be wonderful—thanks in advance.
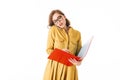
[68,58,82,66]
[62,49,70,53]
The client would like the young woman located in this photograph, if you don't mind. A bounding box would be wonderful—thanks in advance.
[43,9,82,80]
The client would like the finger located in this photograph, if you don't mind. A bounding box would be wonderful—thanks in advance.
[68,58,73,62]
[73,58,77,62]
[69,58,75,64]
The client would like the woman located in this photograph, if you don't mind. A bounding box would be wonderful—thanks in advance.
[43,9,82,80]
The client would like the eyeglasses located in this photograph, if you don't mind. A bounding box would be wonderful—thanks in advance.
[53,15,62,24]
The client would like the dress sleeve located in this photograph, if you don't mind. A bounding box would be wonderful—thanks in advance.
[76,32,82,56]
[46,27,55,54]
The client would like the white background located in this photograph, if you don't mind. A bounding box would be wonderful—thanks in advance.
[0,0,120,80]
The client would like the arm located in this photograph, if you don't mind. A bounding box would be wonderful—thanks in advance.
[76,32,82,56]
[69,32,83,66]
[46,27,55,54]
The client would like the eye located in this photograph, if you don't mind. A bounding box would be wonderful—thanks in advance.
[57,16,62,19]
[53,15,63,24]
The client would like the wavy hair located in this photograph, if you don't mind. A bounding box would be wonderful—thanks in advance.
[48,9,70,27]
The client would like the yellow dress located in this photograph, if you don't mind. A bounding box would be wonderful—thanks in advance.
[43,25,82,80]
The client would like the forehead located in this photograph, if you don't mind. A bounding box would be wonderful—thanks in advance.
[52,13,61,20]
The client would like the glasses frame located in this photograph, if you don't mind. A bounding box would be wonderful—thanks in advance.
[53,15,63,24]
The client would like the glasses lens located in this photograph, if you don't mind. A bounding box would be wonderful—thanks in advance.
[54,15,62,24]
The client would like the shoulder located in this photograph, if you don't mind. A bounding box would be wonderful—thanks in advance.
[49,25,57,31]
[48,25,58,34]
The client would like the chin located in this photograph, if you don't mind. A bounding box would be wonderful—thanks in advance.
[59,26,64,28]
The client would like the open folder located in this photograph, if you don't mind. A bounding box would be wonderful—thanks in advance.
[48,36,93,66]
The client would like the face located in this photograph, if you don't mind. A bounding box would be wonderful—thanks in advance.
[52,13,66,28]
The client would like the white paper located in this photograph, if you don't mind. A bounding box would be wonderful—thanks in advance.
[78,36,93,58]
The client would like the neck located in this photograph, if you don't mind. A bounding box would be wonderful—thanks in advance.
[63,26,69,33]
[63,26,67,30]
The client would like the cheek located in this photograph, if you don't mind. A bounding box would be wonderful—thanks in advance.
[63,18,66,23]
[62,20,66,25]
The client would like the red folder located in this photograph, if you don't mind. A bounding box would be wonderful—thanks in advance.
[48,48,82,66]
[48,36,93,66]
